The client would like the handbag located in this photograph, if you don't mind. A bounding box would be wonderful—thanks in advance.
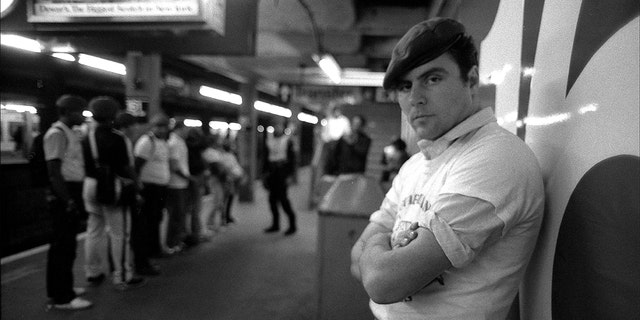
[88,129,121,205]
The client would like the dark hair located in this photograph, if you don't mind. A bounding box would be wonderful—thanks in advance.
[447,35,478,82]
[114,112,136,130]
[89,96,120,123]
[55,94,87,116]
[391,138,407,151]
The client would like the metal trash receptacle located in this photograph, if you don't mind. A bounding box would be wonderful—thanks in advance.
[316,174,385,320]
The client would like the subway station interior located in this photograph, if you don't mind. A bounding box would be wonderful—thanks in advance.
[1,0,639,319]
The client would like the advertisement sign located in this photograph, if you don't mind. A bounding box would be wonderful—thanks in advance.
[28,0,225,35]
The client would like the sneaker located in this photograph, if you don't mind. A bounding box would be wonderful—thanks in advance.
[86,274,106,286]
[114,277,147,291]
[264,226,280,233]
[73,287,87,296]
[51,297,93,311]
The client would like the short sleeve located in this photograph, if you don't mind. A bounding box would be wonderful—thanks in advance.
[134,135,153,160]
[419,194,503,268]
[44,129,66,161]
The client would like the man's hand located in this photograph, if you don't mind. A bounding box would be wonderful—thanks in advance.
[391,222,419,248]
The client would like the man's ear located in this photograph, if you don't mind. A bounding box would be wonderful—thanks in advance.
[467,65,480,89]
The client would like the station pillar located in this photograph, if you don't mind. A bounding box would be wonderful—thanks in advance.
[124,52,163,121]
[237,80,257,202]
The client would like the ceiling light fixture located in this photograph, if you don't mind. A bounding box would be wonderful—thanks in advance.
[1,103,37,114]
[254,101,292,118]
[297,112,318,124]
[298,0,342,85]
[199,85,243,105]
[78,54,126,75]
[52,53,76,62]
[313,53,341,84]
[0,34,42,53]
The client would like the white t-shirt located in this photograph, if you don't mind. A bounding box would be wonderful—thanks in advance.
[44,121,85,182]
[134,133,170,186]
[266,133,290,162]
[368,108,544,320]
[167,132,190,189]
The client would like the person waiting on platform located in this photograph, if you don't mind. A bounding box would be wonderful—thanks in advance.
[133,114,171,275]
[220,142,244,225]
[184,127,209,246]
[81,97,146,291]
[165,119,194,254]
[262,118,298,236]
[379,137,410,191]
[324,114,372,176]
[350,17,545,319]
[201,135,228,237]
[44,94,92,310]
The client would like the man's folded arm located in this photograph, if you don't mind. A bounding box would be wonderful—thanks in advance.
[358,226,451,304]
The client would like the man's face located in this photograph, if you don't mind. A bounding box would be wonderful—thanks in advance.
[396,53,478,141]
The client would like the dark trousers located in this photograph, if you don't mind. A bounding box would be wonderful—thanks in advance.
[46,181,84,304]
[166,187,187,248]
[140,183,167,258]
[129,196,150,270]
[266,166,296,230]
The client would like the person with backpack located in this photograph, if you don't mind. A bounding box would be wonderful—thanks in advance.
[81,97,146,291]
[43,94,92,311]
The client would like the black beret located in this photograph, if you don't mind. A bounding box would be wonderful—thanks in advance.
[383,18,466,90]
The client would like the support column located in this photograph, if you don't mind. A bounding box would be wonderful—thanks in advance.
[124,52,162,121]
[237,80,257,202]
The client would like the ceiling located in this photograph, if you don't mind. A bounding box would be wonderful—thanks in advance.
[2,0,499,106]
[183,0,460,89]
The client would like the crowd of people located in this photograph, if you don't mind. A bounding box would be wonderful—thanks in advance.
[42,95,245,310]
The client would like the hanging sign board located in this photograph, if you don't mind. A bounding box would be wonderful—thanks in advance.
[27,0,225,35]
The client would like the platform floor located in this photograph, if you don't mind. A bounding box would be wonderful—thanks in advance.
[1,168,321,320]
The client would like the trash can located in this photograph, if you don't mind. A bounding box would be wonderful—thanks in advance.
[316,174,385,320]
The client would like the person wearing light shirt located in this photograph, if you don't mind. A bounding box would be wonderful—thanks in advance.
[350,18,544,320]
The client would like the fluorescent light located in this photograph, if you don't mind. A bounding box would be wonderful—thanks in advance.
[1,34,42,53]
[313,53,341,84]
[209,121,229,130]
[52,53,76,62]
[1,104,37,114]
[199,86,242,105]
[229,122,242,131]
[257,125,265,133]
[83,110,93,117]
[266,126,274,133]
[184,119,203,127]
[51,44,76,53]
[578,103,598,115]
[297,112,318,124]
[339,70,384,87]
[78,54,126,75]
[253,101,292,118]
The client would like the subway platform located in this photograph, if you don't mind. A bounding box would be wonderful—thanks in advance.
[2,167,321,320]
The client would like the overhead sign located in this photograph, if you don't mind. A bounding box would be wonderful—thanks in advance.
[27,0,225,35]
